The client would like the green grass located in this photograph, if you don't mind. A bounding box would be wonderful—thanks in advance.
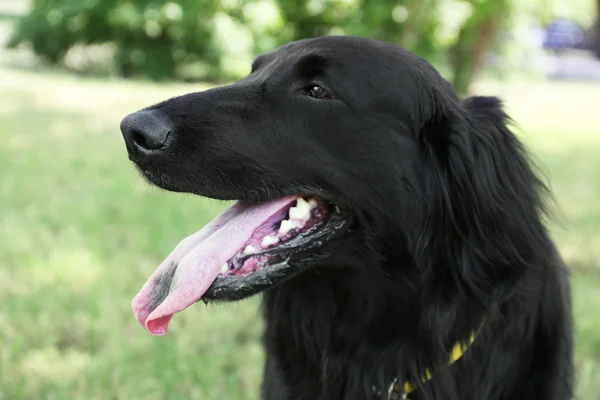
[1,65,599,399]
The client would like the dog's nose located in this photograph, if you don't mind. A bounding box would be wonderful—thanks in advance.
[120,110,171,152]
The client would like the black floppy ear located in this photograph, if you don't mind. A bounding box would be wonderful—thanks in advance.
[417,96,553,306]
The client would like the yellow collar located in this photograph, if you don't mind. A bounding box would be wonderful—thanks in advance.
[387,333,477,399]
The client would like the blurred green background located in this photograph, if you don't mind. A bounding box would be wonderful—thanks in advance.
[1,0,599,399]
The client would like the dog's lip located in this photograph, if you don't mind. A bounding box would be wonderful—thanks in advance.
[237,193,354,230]
[201,208,351,302]
[129,158,352,214]
[176,188,352,217]
[217,191,354,229]
[238,191,350,214]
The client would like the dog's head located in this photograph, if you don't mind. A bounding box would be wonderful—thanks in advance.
[121,36,550,336]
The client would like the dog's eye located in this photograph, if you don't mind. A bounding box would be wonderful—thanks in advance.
[304,84,335,100]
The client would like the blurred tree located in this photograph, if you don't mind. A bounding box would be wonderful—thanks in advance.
[8,0,535,92]
[448,0,511,94]
[8,0,232,80]
[276,0,443,63]
[8,0,449,81]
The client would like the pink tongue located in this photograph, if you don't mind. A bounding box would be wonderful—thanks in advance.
[131,196,297,336]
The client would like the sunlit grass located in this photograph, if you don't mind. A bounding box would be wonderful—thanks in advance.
[1,67,599,399]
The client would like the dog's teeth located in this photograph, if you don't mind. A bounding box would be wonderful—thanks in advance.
[244,245,258,255]
[278,219,296,235]
[289,206,310,221]
[261,235,279,248]
[308,198,318,207]
[288,207,301,220]
[220,263,228,274]
[296,197,312,213]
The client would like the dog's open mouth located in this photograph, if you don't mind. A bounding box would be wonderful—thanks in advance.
[131,195,348,336]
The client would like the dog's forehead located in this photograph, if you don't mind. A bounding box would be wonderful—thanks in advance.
[260,37,397,63]
[253,36,426,82]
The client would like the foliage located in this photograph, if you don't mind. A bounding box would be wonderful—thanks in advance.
[277,0,444,63]
[7,0,244,80]
[449,0,511,94]
[7,0,452,81]
[6,0,599,87]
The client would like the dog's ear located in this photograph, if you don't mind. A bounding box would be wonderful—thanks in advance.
[416,96,553,306]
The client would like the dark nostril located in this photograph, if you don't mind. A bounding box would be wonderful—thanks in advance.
[132,129,151,150]
[120,110,172,152]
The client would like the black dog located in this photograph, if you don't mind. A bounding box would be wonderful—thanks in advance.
[120,36,574,400]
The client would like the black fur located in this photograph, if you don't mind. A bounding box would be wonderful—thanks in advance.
[122,36,574,400]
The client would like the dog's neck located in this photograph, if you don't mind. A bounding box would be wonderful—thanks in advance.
[262,268,476,399]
